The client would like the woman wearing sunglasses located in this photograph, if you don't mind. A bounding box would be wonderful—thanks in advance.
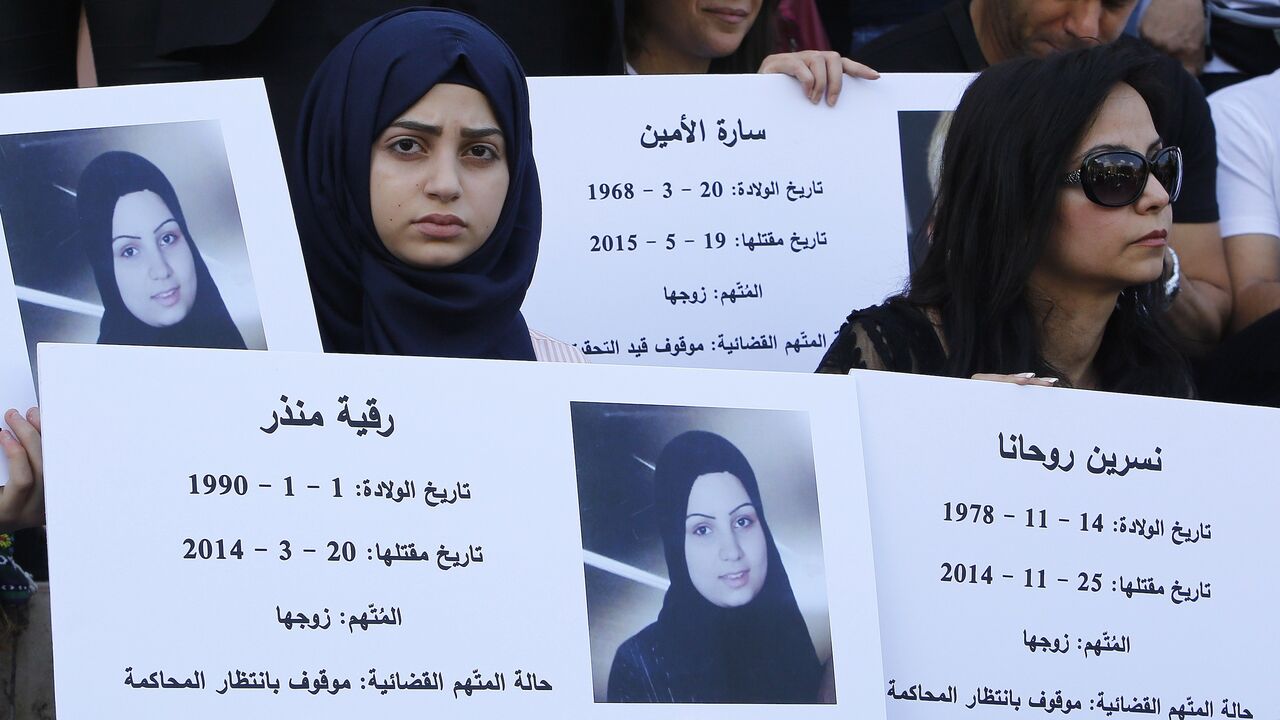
[818,43,1194,398]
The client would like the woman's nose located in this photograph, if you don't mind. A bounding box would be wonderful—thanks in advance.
[147,251,174,281]
[1137,172,1172,214]
[718,532,743,562]
[422,159,462,202]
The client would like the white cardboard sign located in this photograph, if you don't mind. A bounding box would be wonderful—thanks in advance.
[0,80,321,484]
[39,344,884,718]
[854,370,1279,719]
[524,73,972,372]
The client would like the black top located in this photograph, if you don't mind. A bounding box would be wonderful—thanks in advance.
[816,302,945,375]
[816,301,1195,399]
[850,0,954,31]
[855,0,1219,224]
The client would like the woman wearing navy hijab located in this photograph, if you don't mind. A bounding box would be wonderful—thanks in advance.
[292,8,572,361]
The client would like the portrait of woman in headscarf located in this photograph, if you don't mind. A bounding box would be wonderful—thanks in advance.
[606,429,826,704]
[76,150,246,349]
[291,7,581,362]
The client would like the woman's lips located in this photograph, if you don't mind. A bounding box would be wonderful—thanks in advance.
[720,569,750,588]
[412,213,466,239]
[703,6,750,24]
[1134,229,1168,248]
[152,287,181,307]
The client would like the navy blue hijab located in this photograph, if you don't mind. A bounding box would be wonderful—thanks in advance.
[292,8,539,359]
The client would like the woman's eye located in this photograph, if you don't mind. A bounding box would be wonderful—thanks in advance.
[464,144,498,161]
[120,246,138,258]
[390,138,423,155]
[734,515,754,529]
[158,231,179,246]
[691,525,710,537]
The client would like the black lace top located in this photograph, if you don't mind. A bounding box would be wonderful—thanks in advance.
[816,302,948,375]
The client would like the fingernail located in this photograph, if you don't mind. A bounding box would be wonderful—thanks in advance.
[25,408,35,421]
[1015,372,1036,378]
[1041,377,1060,384]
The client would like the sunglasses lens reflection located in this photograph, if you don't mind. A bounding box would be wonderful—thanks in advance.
[1085,152,1145,207]
[1152,148,1182,203]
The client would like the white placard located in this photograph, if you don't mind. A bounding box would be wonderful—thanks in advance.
[0,80,321,482]
[39,343,884,718]
[853,370,1279,719]
[524,73,971,372]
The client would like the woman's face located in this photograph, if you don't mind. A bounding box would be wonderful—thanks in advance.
[1035,83,1171,294]
[642,0,764,61]
[369,83,509,269]
[684,471,768,607]
[110,190,198,327]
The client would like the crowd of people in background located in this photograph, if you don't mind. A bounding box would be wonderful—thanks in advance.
[0,1,1277,601]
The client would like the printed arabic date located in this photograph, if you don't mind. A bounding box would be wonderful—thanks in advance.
[587,182,635,200]
[182,538,244,560]
[327,541,357,562]
[188,473,248,496]
[589,234,638,252]
[943,502,994,524]
[940,562,993,584]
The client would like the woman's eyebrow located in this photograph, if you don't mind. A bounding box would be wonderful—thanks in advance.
[686,512,715,520]
[461,126,502,140]
[112,234,140,241]
[153,217,178,234]
[389,120,441,135]
[729,502,754,514]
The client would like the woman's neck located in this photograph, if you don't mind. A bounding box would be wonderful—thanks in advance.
[1026,278,1119,390]
[628,40,712,75]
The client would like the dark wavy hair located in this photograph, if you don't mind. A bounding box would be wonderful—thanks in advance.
[624,0,780,74]
[903,43,1193,398]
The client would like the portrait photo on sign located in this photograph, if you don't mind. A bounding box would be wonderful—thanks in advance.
[0,120,265,382]
[570,402,834,704]
[898,110,953,272]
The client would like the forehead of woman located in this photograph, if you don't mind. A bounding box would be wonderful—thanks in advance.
[78,151,187,261]
[305,9,532,204]
[654,431,763,523]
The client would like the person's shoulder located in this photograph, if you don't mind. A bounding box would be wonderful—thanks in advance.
[1209,68,1280,117]
[846,300,931,328]
[854,5,969,71]
[606,622,664,702]
[817,300,940,375]
[614,622,662,657]
[529,328,589,363]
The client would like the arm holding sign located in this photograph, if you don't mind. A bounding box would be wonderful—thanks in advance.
[0,408,44,532]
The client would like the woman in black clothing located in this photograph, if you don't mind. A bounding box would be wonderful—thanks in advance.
[818,43,1194,399]
[76,151,246,349]
[606,431,823,704]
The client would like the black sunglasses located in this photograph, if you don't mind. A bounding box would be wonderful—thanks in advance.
[1062,146,1183,208]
